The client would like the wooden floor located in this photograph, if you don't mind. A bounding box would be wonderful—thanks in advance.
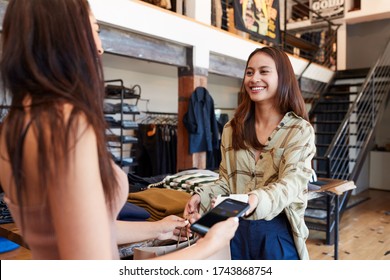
[307,188,390,260]
[1,188,389,260]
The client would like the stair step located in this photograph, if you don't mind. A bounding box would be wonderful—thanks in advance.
[315,133,335,136]
[312,121,358,125]
[315,131,338,135]
[314,157,354,162]
[330,82,363,88]
[315,143,361,148]
[316,144,330,147]
[314,156,356,162]
[316,131,358,135]
[305,221,328,231]
[317,100,353,104]
[334,68,370,79]
[312,120,343,124]
[346,145,360,149]
[312,110,348,114]
[334,78,365,86]
[324,91,359,96]
[313,156,328,161]
[307,200,331,211]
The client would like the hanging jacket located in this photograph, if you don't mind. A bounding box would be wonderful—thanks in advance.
[183,87,220,154]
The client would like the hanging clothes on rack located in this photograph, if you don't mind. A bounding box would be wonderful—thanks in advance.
[135,112,177,177]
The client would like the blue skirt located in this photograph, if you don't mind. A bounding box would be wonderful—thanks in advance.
[230,212,299,260]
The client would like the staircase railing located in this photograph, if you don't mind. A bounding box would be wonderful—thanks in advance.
[283,0,340,69]
[324,39,390,181]
[282,0,340,102]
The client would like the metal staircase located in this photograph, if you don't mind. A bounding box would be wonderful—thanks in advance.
[305,39,390,245]
[310,68,369,178]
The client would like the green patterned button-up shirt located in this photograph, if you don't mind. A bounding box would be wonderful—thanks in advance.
[194,111,316,260]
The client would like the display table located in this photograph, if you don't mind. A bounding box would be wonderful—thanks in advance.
[308,178,356,260]
[0,178,356,260]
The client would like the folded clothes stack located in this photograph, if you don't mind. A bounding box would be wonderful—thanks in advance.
[127,188,191,221]
[117,202,150,221]
[147,170,219,194]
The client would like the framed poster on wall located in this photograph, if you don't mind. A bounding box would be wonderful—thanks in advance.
[310,0,345,23]
[233,0,281,45]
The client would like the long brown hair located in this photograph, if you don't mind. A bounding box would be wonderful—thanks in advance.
[0,0,117,209]
[231,46,308,150]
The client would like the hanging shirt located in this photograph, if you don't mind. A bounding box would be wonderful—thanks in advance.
[183,87,220,154]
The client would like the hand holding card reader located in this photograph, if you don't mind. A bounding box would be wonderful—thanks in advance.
[190,198,249,236]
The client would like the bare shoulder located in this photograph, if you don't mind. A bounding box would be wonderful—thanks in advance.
[61,103,96,142]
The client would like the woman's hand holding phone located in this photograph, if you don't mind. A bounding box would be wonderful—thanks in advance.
[189,198,249,236]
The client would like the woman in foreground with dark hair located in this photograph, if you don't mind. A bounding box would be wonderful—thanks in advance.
[0,0,238,259]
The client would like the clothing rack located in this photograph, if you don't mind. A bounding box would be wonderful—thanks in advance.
[142,111,177,116]
[135,111,178,177]
[138,111,178,126]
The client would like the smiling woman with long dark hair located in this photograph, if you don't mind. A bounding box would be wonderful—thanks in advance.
[185,47,316,260]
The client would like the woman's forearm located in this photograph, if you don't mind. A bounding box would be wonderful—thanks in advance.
[115,216,188,245]
[115,220,161,245]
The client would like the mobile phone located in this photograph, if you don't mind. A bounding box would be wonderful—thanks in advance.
[214,194,248,206]
[190,198,249,236]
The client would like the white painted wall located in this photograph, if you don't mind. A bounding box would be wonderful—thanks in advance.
[102,53,242,115]
[375,102,390,148]
[346,18,390,70]
[208,75,242,110]
[102,54,178,113]
[345,0,390,23]
[184,0,212,25]
[369,151,390,191]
